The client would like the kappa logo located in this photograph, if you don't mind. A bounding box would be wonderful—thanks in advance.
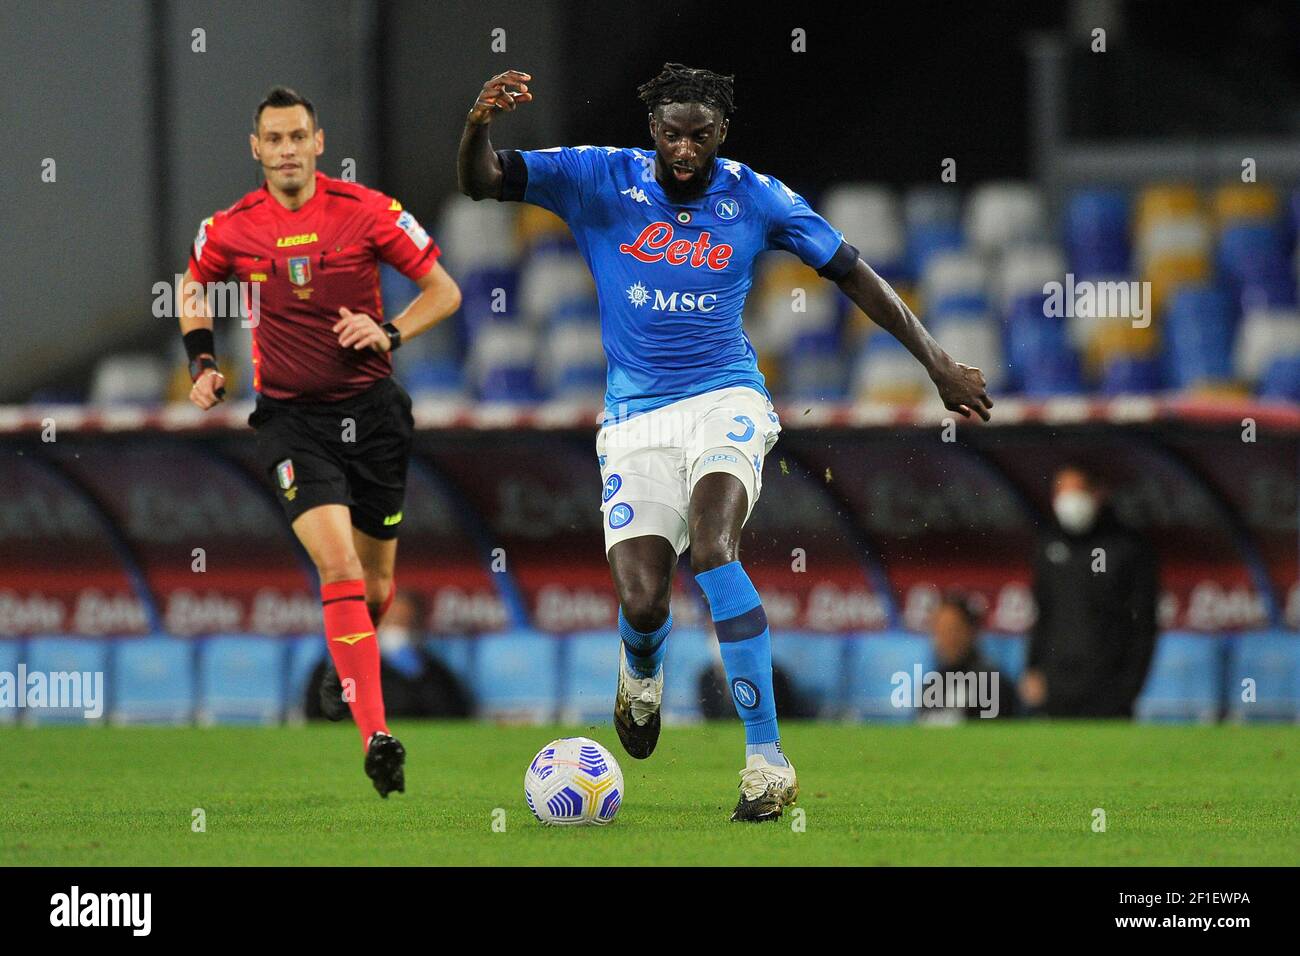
[618,222,733,270]
[620,186,651,205]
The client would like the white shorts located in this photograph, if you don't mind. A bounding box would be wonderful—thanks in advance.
[596,386,781,556]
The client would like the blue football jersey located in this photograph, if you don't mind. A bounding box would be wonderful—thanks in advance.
[503,146,850,417]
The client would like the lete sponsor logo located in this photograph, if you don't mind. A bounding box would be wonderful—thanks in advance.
[617,222,733,270]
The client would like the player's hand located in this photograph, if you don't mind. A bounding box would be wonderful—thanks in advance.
[468,70,533,125]
[929,353,993,422]
[334,307,389,353]
[189,369,226,410]
[1018,669,1047,708]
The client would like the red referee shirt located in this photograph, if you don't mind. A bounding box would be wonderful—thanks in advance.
[187,172,441,402]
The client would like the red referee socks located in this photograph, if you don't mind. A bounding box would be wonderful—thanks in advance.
[321,578,388,747]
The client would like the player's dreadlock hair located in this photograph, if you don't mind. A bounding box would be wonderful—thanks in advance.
[636,63,736,117]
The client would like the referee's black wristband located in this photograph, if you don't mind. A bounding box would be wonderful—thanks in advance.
[183,328,216,363]
[381,322,403,351]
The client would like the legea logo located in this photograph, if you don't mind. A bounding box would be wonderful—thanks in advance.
[618,222,733,270]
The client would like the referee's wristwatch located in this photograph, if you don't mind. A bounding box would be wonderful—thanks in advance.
[188,354,219,382]
[380,322,403,352]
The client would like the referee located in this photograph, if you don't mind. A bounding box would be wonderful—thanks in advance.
[179,87,462,797]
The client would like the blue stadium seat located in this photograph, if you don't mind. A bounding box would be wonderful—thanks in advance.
[785,351,849,401]
[473,629,559,722]
[1225,630,1299,722]
[197,636,287,725]
[1064,187,1130,276]
[111,636,195,725]
[1218,223,1290,288]
[1258,355,1300,402]
[458,266,520,328]
[660,627,719,722]
[773,632,847,717]
[0,640,22,724]
[845,631,934,721]
[1100,356,1164,394]
[906,222,964,279]
[403,358,465,399]
[977,634,1027,683]
[20,637,111,725]
[1164,286,1236,387]
[284,634,326,719]
[1135,633,1224,723]
[561,631,616,723]
[1005,295,1082,395]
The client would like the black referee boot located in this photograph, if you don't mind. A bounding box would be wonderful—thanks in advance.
[365,732,406,798]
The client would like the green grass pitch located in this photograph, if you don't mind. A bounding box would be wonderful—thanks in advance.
[0,721,1295,866]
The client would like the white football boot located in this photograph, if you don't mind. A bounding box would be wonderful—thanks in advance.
[731,753,799,822]
[613,648,663,759]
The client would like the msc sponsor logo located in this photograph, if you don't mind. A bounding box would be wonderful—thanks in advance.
[276,232,319,248]
[618,221,733,270]
[624,283,719,313]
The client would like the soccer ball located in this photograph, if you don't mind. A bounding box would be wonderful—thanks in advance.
[524,736,624,826]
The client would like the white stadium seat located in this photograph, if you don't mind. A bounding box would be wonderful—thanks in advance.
[965,181,1046,253]
[90,354,169,405]
[1233,307,1300,381]
[436,193,518,274]
[820,183,905,269]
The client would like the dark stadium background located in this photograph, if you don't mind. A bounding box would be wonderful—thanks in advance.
[0,0,1297,728]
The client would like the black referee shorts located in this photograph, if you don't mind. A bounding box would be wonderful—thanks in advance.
[248,377,415,540]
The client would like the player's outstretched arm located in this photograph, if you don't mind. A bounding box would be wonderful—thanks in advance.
[458,70,533,201]
[835,259,993,421]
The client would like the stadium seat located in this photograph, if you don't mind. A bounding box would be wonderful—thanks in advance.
[1233,307,1300,382]
[930,314,1005,390]
[902,185,961,232]
[1225,630,1300,722]
[1063,187,1130,276]
[110,636,196,725]
[1135,633,1224,723]
[784,349,849,401]
[1164,286,1236,387]
[457,266,521,329]
[661,627,719,722]
[89,354,169,406]
[1258,355,1300,401]
[1004,294,1082,395]
[0,640,22,724]
[517,251,595,323]
[515,203,572,253]
[560,631,617,724]
[921,251,989,314]
[1218,222,1290,289]
[845,631,933,721]
[852,332,932,403]
[1099,355,1164,394]
[773,632,848,717]
[436,193,518,273]
[965,182,1045,253]
[402,357,466,400]
[21,637,110,725]
[473,629,559,722]
[820,184,905,275]
[906,221,964,279]
[196,636,287,725]
[1133,184,1201,238]
[468,323,540,401]
[538,323,606,400]
[1212,183,1279,227]
[995,244,1066,311]
[976,634,1027,684]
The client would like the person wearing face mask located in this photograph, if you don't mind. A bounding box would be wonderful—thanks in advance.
[1018,466,1159,718]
